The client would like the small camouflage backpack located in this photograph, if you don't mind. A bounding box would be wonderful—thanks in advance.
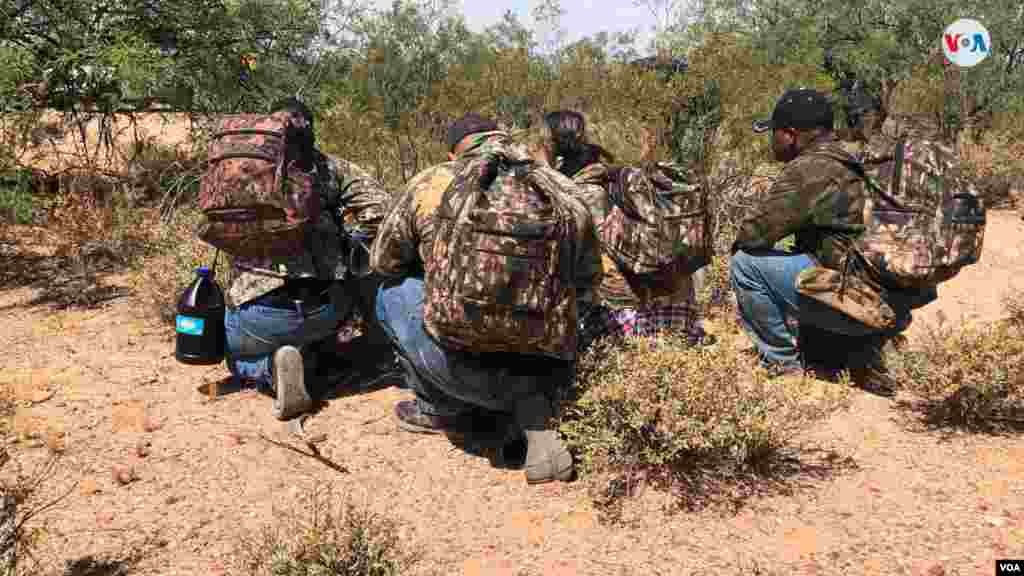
[423,154,583,359]
[599,162,711,292]
[197,111,320,259]
[844,139,986,290]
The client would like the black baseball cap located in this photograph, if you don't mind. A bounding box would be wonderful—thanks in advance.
[446,113,499,152]
[752,88,834,134]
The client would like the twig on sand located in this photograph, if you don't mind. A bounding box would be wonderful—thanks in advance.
[255,431,349,475]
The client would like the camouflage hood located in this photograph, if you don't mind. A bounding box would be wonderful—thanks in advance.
[456,130,531,163]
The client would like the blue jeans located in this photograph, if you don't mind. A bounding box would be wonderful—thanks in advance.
[730,249,934,370]
[376,277,572,418]
[225,288,341,390]
[225,273,392,390]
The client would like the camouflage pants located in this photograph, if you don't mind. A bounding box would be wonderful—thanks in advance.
[376,276,572,418]
[729,249,918,371]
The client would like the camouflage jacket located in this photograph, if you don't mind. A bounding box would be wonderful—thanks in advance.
[371,131,604,306]
[839,132,899,164]
[224,152,390,307]
[571,162,695,308]
[733,135,941,311]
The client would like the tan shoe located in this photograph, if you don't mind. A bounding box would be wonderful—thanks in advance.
[524,429,574,484]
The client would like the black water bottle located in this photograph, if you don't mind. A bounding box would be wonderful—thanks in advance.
[175,266,226,365]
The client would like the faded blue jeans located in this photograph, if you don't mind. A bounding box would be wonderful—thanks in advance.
[730,249,935,370]
[225,273,392,390]
[224,288,342,390]
[375,276,572,418]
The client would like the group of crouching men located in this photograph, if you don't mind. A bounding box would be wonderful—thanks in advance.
[221,89,937,485]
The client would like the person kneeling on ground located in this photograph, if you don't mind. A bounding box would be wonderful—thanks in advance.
[223,97,394,420]
[537,110,711,354]
[731,88,936,395]
[370,113,603,484]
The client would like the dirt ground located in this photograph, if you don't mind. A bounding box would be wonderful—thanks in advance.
[1,211,1023,576]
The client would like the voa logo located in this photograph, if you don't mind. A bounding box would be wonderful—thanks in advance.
[943,18,992,68]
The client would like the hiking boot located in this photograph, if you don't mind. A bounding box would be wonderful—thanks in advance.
[394,399,461,434]
[524,430,574,484]
[847,336,899,398]
[848,365,897,398]
[271,345,313,421]
[515,394,574,484]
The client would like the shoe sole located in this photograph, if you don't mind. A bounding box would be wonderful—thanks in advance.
[526,465,574,485]
[272,346,311,421]
[396,418,447,434]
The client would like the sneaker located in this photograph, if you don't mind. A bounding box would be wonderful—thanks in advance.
[271,345,313,421]
[394,400,461,434]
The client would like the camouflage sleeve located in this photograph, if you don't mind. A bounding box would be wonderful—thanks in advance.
[369,185,419,278]
[732,165,811,252]
[574,214,604,303]
[325,156,392,239]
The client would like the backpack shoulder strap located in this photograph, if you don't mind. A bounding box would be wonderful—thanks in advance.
[604,165,641,217]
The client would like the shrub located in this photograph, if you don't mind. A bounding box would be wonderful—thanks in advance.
[960,128,1024,210]
[232,487,418,576]
[0,169,38,225]
[888,311,1024,431]
[1007,291,1024,329]
[131,207,215,324]
[559,330,850,510]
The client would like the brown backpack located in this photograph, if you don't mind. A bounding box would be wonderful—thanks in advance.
[599,162,711,294]
[422,154,583,359]
[197,111,320,259]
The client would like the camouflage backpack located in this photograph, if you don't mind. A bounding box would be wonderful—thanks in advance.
[599,162,711,290]
[423,154,583,359]
[840,139,986,290]
[197,111,320,259]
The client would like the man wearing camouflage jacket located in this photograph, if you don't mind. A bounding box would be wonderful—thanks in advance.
[731,89,936,395]
[370,113,603,484]
[224,98,392,420]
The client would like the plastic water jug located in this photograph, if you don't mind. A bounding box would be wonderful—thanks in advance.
[175,266,225,365]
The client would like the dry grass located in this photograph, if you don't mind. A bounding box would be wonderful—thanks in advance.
[889,302,1024,432]
[131,206,216,325]
[959,129,1024,210]
[230,486,420,576]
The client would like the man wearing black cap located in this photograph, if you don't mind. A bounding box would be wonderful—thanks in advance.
[370,113,603,484]
[731,88,935,395]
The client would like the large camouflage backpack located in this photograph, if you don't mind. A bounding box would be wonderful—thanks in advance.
[197,111,320,259]
[842,139,986,289]
[599,162,711,295]
[423,154,584,359]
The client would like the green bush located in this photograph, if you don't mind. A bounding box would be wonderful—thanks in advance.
[0,170,38,225]
[560,331,850,496]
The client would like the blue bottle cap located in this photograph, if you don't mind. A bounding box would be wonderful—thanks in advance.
[197,266,211,276]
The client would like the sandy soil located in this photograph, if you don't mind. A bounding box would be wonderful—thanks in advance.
[1,211,1022,575]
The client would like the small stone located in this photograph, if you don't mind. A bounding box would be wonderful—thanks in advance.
[79,478,101,495]
[111,464,137,486]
